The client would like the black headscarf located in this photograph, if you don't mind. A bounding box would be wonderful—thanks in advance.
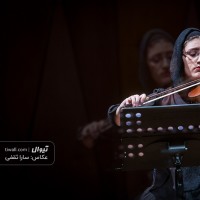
[138,29,174,93]
[170,27,200,86]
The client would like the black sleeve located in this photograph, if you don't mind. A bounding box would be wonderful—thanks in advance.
[107,104,120,126]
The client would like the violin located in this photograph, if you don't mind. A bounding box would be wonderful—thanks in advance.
[143,78,200,105]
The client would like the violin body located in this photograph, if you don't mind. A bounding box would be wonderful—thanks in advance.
[188,85,200,103]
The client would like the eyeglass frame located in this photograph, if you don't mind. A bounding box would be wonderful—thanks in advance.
[182,49,200,62]
[183,35,200,61]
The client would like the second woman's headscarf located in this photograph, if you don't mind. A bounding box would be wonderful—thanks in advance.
[138,29,174,93]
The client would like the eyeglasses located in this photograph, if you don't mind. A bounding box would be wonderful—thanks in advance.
[183,49,200,61]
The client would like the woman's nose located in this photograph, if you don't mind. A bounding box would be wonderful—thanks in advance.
[197,53,200,64]
[161,57,170,68]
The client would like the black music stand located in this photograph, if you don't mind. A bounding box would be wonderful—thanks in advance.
[118,103,200,200]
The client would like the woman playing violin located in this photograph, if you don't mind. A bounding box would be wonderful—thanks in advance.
[108,27,200,200]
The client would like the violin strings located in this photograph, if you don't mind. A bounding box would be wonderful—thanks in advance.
[144,78,200,104]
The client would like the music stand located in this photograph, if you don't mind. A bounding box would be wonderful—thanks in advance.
[118,103,200,200]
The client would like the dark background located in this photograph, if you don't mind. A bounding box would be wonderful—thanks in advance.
[0,0,200,199]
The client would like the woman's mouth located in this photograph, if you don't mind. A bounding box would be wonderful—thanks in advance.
[193,67,200,72]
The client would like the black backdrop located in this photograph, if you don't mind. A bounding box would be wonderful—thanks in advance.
[0,0,200,199]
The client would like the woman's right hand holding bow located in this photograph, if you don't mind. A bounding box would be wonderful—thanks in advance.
[115,93,147,126]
